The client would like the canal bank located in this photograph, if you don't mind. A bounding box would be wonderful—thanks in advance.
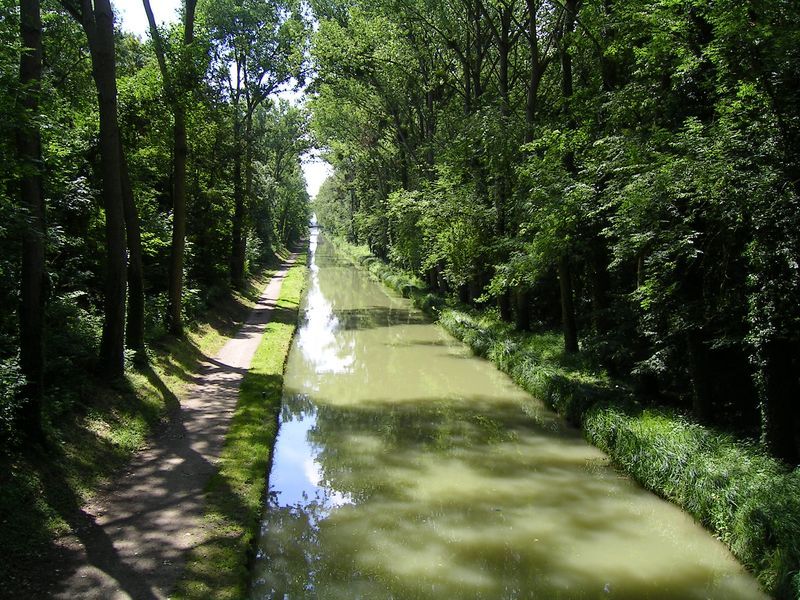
[249,231,765,599]
[172,255,307,600]
[327,235,800,599]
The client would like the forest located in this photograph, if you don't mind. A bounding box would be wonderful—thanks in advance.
[1,0,311,448]
[2,0,800,597]
[311,0,800,464]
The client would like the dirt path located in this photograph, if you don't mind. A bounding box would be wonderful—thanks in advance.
[48,254,298,600]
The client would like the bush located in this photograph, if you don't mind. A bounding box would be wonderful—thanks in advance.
[0,356,25,451]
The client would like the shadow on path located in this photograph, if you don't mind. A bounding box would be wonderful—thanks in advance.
[46,254,298,599]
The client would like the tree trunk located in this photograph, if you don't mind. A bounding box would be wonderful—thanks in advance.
[497,6,510,119]
[470,0,484,101]
[184,0,197,47]
[348,185,357,243]
[560,0,576,133]
[498,292,512,322]
[436,260,447,294]
[514,287,532,331]
[168,104,188,332]
[119,138,145,354]
[424,85,435,170]
[85,0,128,378]
[245,110,258,247]
[558,0,580,354]
[600,0,618,93]
[589,232,611,335]
[17,0,45,438]
[525,0,542,144]
[687,329,713,423]
[558,255,579,353]
[230,115,246,289]
[493,5,513,319]
[519,0,546,335]
[143,0,196,336]
[490,1,512,235]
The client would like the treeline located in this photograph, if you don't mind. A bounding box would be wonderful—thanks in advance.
[1,0,310,447]
[309,0,800,463]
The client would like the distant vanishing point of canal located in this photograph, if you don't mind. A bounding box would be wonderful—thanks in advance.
[250,229,764,599]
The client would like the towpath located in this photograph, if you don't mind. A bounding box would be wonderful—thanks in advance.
[49,254,298,600]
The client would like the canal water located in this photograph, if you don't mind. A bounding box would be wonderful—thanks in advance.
[250,230,764,599]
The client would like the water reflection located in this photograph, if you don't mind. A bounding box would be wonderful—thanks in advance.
[297,233,354,376]
[266,400,353,515]
[250,231,765,600]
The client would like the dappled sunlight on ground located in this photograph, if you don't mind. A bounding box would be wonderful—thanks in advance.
[48,257,299,600]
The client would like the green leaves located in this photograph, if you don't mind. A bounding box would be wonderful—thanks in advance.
[203,0,309,102]
[309,0,800,467]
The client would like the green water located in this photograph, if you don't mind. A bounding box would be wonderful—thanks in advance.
[250,231,764,599]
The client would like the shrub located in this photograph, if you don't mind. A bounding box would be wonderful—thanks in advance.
[0,356,25,452]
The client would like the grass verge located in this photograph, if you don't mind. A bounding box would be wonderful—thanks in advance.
[331,235,800,599]
[0,261,283,597]
[172,256,307,600]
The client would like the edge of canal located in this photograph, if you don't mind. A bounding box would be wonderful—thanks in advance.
[172,250,308,600]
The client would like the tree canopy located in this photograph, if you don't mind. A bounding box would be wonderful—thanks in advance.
[0,0,311,447]
[309,0,800,464]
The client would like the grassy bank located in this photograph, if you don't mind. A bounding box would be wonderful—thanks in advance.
[0,259,287,597]
[330,235,800,599]
[173,256,307,600]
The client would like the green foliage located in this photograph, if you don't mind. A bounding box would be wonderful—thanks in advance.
[0,8,313,593]
[1,0,799,591]
[386,189,427,270]
[517,128,593,270]
[310,0,800,463]
[203,0,309,100]
[250,101,312,250]
[0,357,25,450]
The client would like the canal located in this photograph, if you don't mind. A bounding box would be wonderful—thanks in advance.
[250,230,764,599]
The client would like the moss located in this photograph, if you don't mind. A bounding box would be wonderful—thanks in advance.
[334,235,800,599]
[173,258,307,600]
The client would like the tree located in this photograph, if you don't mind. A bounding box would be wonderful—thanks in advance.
[555,0,579,353]
[204,0,307,288]
[251,100,309,248]
[59,0,127,377]
[16,0,45,437]
[120,137,145,353]
[142,0,197,336]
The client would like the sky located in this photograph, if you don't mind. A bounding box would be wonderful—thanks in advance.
[113,0,332,199]
[115,0,181,39]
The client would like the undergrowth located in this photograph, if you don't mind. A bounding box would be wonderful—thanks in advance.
[173,256,307,600]
[332,235,800,599]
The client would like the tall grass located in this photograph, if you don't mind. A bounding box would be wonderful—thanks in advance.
[586,407,800,598]
[333,235,800,599]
